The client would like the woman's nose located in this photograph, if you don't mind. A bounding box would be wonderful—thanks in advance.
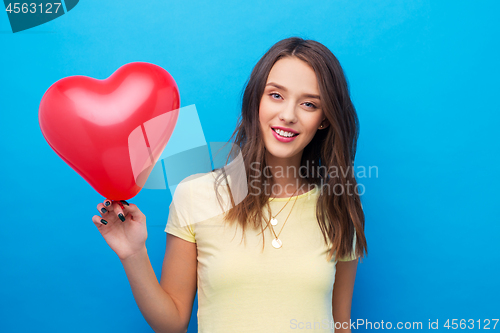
[279,103,297,123]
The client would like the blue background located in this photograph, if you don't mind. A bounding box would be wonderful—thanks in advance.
[1,0,499,332]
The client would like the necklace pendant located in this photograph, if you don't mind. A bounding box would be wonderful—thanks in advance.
[272,238,282,249]
[270,217,278,226]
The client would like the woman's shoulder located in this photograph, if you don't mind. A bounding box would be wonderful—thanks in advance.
[171,170,235,224]
[171,171,217,206]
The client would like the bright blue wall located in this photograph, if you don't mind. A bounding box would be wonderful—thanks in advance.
[1,1,499,332]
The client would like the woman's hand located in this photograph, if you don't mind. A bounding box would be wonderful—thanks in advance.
[91,199,148,260]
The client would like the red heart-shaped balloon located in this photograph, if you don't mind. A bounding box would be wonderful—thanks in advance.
[39,62,180,200]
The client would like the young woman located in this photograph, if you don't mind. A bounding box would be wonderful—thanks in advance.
[92,37,367,333]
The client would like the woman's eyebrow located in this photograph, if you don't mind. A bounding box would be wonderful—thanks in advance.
[266,82,321,100]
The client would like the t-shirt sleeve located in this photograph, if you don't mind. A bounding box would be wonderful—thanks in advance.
[164,201,196,243]
[337,230,358,262]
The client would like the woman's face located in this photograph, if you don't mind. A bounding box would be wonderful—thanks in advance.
[259,56,328,163]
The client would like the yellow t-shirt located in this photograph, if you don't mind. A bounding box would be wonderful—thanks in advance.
[164,172,357,333]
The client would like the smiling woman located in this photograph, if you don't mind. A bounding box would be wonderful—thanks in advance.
[207,38,366,332]
[197,37,366,332]
[92,37,367,333]
[259,57,327,167]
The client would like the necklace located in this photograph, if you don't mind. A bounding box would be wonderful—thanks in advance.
[268,187,299,226]
[265,188,300,249]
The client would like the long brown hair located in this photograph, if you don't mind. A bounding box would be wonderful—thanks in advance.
[213,37,367,262]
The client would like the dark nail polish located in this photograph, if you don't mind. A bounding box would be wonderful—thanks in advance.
[118,213,125,222]
[101,207,107,214]
[100,219,108,225]
[105,201,111,206]
[120,200,129,206]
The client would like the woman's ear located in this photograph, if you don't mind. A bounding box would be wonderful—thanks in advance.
[319,120,329,129]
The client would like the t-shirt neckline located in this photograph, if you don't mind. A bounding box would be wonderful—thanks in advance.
[268,184,319,202]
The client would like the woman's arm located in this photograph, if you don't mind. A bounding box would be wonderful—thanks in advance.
[120,234,197,333]
[332,259,358,332]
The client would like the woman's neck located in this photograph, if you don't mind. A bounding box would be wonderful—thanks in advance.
[263,151,310,198]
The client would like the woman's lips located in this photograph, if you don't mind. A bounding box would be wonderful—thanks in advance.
[271,127,299,143]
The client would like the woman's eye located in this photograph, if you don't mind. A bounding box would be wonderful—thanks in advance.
[270,93,282,99]
[303,102,317,109]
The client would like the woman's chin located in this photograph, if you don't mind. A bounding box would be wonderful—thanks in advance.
[265,146,302,161]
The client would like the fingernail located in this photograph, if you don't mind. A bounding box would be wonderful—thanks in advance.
[105,201,111,206]
[101,207,107,214]
[100,219,108,225]
[118,213,125,222]
[118,202,124,209]
[120,200,129,206]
